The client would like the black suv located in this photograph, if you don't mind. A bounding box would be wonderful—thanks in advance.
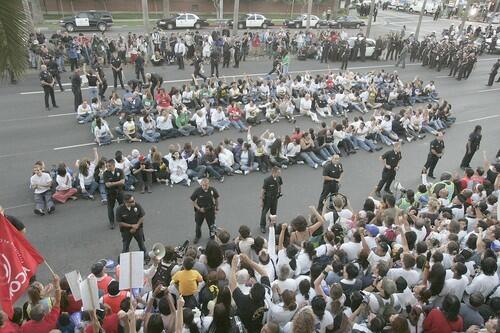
[59,11,113,32]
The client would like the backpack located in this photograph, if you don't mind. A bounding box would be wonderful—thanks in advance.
[374,294,397,323]
[151,261,174,288]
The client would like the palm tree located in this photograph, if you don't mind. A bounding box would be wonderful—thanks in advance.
[0,0,31,80]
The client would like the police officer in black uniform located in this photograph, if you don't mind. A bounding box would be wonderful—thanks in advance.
[103,159,125,229]
[222,42,231,68]
[47,57,64,92]
[423,132,445,179]
[71,68,83,112]
[318,155,343,212]
[460,125,482,169]
[210,46,220,78]
[111,52,125,89]
[340,44,350,70]
[116,194,147,254]
[486,59,500,86]
[135,51,146,82]
[260,167,283,234]
[375,142,402,197]
[40,64,58,111]
[320,40,330,63]
[96,57,108,101]
[233,40,241,68]
[191,178,219,244]
[192,52,207,82]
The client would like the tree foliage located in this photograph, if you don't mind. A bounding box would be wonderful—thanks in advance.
[0,0,31,80]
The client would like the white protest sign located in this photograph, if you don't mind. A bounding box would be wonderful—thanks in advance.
[64,270,82,301]
[79,275,99,311]
[119,251,144,290]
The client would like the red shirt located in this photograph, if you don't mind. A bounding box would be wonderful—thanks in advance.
[423,308,463,333]
[20,306,60,333]
[62,294,83,314]
[156,93,171,108]
[291,132,304,142]
[228,107,242,121]
[0,321,21,333]
[85,313,119,333]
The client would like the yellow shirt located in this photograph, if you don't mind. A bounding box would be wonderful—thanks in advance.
[171,269,203,296]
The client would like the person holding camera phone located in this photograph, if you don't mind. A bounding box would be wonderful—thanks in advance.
[260,166,283,234]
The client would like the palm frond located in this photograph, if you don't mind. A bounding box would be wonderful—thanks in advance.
[0,0,31,80]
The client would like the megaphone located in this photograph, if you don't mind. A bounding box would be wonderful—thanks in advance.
[149,243,165,261]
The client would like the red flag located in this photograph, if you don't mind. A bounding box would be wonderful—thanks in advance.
[0,215,44,317]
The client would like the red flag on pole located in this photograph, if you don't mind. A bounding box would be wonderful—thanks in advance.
[0,215,44,317]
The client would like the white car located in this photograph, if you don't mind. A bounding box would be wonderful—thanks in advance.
[347,37,377,58]
[284,14,325,29]
[157,13,209,30]
[408,1,439,14]
[229,14,274,29]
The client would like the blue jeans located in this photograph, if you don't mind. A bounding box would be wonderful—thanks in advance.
[82,181,98,198]
[88,87,98,101]
[103,105,121,117]
[317,148,331,160]
[34,190,55,211]
[142,130,160,143]
[125,174,136,191]
[376,133,395,146]
[187,165,207,179]
[205,165,223,180]
[212,119,230,129]
[230,120,247,131]
[98,134,112,145]
[198,126,214,136]
[300,151,322,167]
[357,139,377,151]
[98,182,107,201]
[240,162,259,172]
[77,113,94,124]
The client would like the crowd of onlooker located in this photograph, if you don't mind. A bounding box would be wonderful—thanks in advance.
[5,146,500,333]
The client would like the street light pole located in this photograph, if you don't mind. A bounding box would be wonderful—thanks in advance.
[414,0,428,40]
[233,0,239,36]
[306,0,313,31]
[142,0,150,34]
[366,0,376,38]
[162,0,170,18]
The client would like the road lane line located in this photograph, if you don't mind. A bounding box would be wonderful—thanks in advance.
[455,115,500,123]
[19,87,90,95]
[4,203,33,210]
[0,112,74,123]
[477,87,500,93]
[53,142,99,150]
[47,112,74,118]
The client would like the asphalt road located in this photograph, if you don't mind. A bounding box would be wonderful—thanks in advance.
[1,10,499,282]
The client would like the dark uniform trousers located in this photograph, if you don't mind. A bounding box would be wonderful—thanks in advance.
[260,196,278,228]
[318,181,339,211]
[424,153,440,177]
[376,167,396,192]
[460,146,477,169]
[195,208,216,239]
[50,71,64,91]
[113,69,125,88]
[121,228,146,253]
[72,87,83,112]
[43,85,56,108]
[107,192,124,225]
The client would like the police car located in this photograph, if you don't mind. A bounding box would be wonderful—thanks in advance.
[283,14,327,29]
[228,13,274,29]
[59,11,113,32]
[156,13,209,30]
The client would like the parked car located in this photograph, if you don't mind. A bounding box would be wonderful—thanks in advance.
[474,36,500,54]
[408,1,439,14]
[388,0,411,11]
[228,13,274,29]
[156,13,209,30]
[59,11,113,32]
[283,14,327,29]
[347,36,377,58]
[330,16,366,29]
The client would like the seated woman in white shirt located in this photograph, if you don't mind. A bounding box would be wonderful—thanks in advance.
[299,94,320,123]
[76,100,94,124]
[77,153,99,199]
[150,50,164,66]
[52,163,77,203]
[191,109,214,136]
[104,91,122,117]
[169,151,190,187]
[139,114,160,143]
[210,107,230,131]
[93,117,114,146]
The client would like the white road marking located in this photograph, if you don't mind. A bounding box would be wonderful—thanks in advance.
[0,112,74,123]
[47,112,75,118]
[19,87,90,95]
[477,87,500,93]
[4,203,33,210]
[455,115,500,123]
[53,142,99,150]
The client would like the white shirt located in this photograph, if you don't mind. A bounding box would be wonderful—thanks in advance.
[211,110,227,124]
[94,123,111,138]
[77,104,92,116]
[466,273,500,298]
[368,250,391,267]
[191,112,208,129]
[56,173,73,191]
[387,267,420,287]
[340,242,362,261]
[441,275,469,300]
[156,114,174,130]
[299,98,312,111]
[174,42,186,55]
[78,163,96,189]
[30,172,52,193]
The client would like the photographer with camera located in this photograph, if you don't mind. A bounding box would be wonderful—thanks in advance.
[259,166,283,234]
